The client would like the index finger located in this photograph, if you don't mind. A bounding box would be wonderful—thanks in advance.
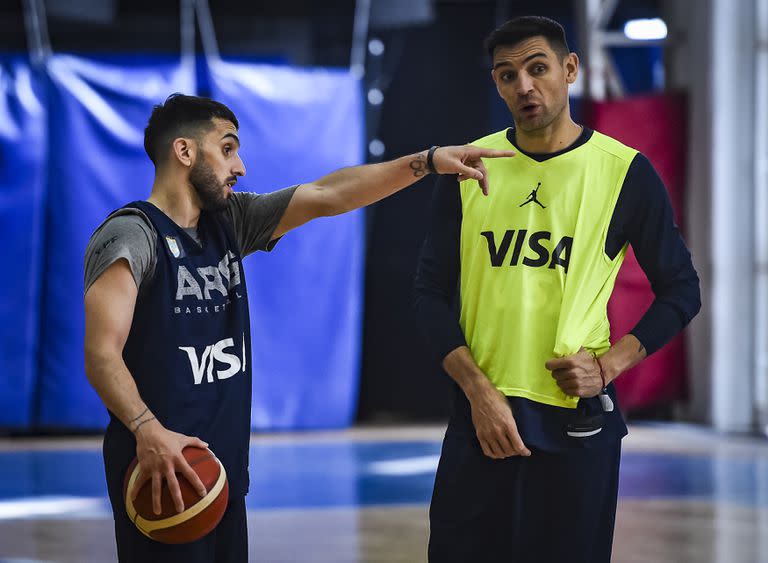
[131,468,151,501]
[545,356,574,370]
[474,149,517,158]
[550,368,577,382]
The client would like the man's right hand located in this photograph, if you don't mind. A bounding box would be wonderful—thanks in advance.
[442,346,531,459]
[130,419,209,515]
[467,381,532,459]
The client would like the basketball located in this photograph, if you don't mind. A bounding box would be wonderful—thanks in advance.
[123,446,229,544]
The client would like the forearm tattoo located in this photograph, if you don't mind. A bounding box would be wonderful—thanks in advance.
[639,343,646,354]
[409,153,428,177]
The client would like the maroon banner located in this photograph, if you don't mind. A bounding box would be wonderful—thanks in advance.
[587,93,688,412]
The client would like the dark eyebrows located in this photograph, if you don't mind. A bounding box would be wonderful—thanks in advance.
[221,132,240,146]
[492,52,548,71]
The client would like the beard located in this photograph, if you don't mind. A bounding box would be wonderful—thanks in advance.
[189,155,229,212]
[512,98,565,133]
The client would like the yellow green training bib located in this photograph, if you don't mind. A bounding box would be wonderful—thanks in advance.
[459,128,637,408]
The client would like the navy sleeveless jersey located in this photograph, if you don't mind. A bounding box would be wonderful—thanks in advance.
[103,201,253,499]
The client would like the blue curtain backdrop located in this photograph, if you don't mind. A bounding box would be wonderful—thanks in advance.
[37,55,195,428]
[0,58,47,428]
[208,61,364,429]
[0,54,362,430]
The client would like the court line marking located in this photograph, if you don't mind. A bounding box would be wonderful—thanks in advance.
[368,455,441,476]
[0,496,108,520]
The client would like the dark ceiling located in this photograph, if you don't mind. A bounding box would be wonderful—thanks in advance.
[1,0,660,66]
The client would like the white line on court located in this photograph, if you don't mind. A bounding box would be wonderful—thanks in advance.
[367,455,440,476]
[0,496,110,520]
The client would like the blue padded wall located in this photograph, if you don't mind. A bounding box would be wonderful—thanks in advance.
[0,58,47,428]
[209,61,364,429]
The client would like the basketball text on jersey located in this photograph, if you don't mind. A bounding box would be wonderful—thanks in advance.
[480,230,573,272]
[178,334,247,385]
[173,251,243,314]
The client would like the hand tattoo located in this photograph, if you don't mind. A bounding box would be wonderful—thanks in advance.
[409,153,428,177]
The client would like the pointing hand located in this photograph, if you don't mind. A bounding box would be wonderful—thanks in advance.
[431,145,516,196]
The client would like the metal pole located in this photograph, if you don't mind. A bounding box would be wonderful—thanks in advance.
[21,0,52,65]
[592,0,620,30]
[599,31,666,48]
[578,0,669,99]
[350,0,371,78]
[180,0,196,70]
[576,0,604,100]
[754,0,768,435]
[195,0,221,65]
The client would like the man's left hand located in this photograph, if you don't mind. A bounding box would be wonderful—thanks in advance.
[545,348,603,398]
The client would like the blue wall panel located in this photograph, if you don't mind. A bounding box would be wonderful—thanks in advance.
[0,58,47,428]
[208,61,364,429]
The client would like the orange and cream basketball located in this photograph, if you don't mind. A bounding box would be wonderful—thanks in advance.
[123,446,229,544]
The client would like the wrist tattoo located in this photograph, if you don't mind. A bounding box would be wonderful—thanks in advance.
[128,407,148,425]
[409,153,428,177]
[133,416,156,433]
[638,343,646,354]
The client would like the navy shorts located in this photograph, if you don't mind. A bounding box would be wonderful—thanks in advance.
[109,489,248,563]
[428,428,621,563]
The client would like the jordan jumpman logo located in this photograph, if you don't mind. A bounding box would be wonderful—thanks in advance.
[520,182,546,208]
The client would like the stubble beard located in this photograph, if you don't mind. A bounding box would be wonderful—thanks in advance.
[514,106,553,133]
[512,96,567,133]
[189,155,228,212]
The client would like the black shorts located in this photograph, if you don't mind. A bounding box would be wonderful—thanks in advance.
[428,428,621,563]
[109,489,248,563]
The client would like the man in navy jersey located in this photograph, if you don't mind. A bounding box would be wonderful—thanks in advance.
[83,93,515,561]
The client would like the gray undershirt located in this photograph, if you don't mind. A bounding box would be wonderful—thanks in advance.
[84,187,297,294]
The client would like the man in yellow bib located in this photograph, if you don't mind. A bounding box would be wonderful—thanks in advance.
[414,15,701,563]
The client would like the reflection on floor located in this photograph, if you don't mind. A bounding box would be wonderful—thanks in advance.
[1,424,767,562]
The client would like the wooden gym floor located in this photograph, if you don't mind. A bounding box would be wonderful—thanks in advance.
[1,424,767,562]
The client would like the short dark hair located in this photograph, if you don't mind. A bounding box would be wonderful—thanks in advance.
[143,93,239,166]
[484,15,570,61]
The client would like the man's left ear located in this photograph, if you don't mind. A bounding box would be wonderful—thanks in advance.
[565,53,579,84]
